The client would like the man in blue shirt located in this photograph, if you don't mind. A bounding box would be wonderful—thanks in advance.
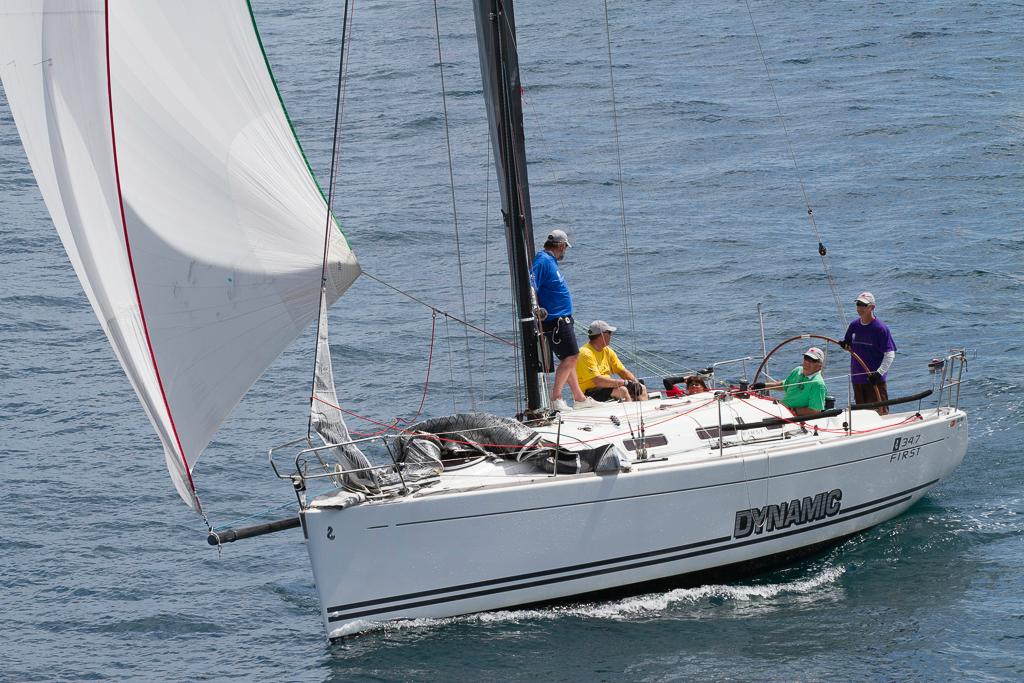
[531,229,588,412]
[840,291,897,415]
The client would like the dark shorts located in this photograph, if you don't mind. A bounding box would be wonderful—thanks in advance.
[541,315,579,365]
[585,387,615,402]
[586,382,644,402]
[853,382,889,414]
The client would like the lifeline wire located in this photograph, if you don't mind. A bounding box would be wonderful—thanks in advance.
[743,0,846,331]
[432,0,476,411]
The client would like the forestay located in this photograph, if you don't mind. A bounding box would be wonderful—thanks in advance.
[0,1,360,510]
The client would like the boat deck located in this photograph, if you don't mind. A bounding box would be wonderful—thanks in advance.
[310,393,934,506]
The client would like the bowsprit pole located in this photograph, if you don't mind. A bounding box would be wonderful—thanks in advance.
[207,517,301,545]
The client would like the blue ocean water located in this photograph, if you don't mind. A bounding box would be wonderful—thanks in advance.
[1,1,1021,680]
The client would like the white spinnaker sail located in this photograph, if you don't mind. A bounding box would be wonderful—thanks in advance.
[0,1,360,511]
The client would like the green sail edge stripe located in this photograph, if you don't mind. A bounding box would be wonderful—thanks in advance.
[244,0,352,243]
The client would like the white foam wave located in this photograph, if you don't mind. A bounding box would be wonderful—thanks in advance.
[341,566,847,636]
[591,565,846,618]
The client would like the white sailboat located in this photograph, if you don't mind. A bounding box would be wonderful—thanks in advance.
[0,0,969,640]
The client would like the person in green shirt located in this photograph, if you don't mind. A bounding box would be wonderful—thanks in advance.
[755,346,827,416]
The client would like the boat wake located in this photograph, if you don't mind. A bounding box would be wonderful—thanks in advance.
[333,566,846,637]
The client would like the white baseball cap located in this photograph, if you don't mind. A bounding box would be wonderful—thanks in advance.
[804,346,825,362]
[855,291,876,306]
[587,320,617,336]
[546,229,572,247]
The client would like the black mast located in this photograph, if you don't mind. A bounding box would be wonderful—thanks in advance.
[474,0,544,413]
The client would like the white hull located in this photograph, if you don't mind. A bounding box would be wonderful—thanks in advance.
[302,401,968,637]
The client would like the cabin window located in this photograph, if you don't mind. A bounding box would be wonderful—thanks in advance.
[623,434,668,451]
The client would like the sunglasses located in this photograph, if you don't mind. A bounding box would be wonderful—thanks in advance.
[803,355,821,362]
[855,301,869,307]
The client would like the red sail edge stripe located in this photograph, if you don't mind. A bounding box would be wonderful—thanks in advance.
[104,1,199,506]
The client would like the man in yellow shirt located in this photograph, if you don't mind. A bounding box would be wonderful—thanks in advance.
[576,320,648,402]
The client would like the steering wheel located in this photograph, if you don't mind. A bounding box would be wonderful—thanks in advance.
[751,334,882,404]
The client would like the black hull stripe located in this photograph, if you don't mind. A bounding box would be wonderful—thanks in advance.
[396,437,946,527]
[329,534,732,613]
[327,478,939,622]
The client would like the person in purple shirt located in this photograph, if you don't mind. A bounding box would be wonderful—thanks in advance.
[840,291,897,415]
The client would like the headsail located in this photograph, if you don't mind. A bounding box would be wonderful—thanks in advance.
[310,290,377,491]
[0,1,360,510]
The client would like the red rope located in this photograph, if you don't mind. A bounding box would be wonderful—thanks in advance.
[350,419,403,439]
[331,390,728,449]
[340,312,438,437]
[409,311,437,421]
[316,375,922,452]
[557,395,721,444]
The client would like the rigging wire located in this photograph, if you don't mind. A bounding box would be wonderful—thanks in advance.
[742,0,847,331]
[568,320,686,381]
[308,0,354,439]
[483,54,526,409]
[345,312,440,437]
[479,134,519,410]
[493,1,543,414]
[510,302,524,411]
[361,271,515,347]
[494,11,579,239]
[444,313,458,414]
[497,18,688,409]
[482,137,491,403]
[489,4,850,408]
[601,0,643,431]
[432,0,476,411]
[497,9,695,400]
[335,2,357,156]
